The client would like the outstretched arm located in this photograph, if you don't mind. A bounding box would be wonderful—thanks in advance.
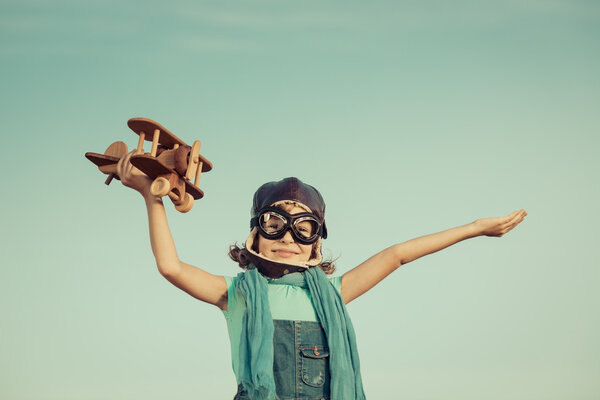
[117,152,228,309]
[340,210,528,304]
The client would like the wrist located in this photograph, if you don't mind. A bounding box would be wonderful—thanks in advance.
[469,219,485,238]
[143,191,163,205]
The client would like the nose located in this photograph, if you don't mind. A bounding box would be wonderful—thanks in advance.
[279,230,295,243]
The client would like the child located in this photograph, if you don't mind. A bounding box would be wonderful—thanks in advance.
[116,153,527,400]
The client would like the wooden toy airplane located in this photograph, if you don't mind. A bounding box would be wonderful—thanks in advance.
[85,118,213,213]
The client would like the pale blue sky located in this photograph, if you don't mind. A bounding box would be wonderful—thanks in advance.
[1,1,599,399]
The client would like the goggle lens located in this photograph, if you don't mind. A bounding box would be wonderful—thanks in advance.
[259,213,286,235]
[255,210,322,244]
[293,217,318,239]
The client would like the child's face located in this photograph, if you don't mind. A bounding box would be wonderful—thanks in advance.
[257,205,314,263]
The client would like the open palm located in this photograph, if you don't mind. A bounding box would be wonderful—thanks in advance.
[475,210,528,237]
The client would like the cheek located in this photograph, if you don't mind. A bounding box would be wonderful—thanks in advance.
[256,236,266,254]
[257,235,274,255]
[299,243,313,259]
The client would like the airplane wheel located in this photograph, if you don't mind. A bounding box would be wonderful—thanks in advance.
[150,177,170,197]
[175,193,194,213]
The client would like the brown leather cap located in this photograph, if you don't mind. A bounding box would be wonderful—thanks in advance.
[251,177,328,238]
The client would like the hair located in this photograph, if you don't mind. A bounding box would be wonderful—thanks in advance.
[228,202,336,275]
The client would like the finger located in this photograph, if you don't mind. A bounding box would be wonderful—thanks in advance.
[499,216,520,233]
[508,209,526,224]
[510,211,523,225]
[125,151,137,176]
[513,210,527,224]
[116,156,123,176]
[116,152,128,177]
[118,151,135,179]
[506,210,520,219]
[498,212,518,227]
[497,210,518,225]
[504,212,527,232]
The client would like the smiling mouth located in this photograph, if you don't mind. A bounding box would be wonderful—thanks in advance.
[273,249,298,258]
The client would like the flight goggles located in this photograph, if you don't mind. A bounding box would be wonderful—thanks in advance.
[250,207,326,245]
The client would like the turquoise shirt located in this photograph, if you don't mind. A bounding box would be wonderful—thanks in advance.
[222,274,342,383]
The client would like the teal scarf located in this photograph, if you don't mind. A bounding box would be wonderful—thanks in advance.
[236,266,366,400]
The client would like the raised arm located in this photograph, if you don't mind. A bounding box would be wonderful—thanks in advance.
[117,152,228,309]
[340,210,528,304]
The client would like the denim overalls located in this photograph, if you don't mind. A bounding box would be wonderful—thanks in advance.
[234,320,330,400]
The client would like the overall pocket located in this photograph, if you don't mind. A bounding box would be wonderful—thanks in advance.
[300,346,330,388]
